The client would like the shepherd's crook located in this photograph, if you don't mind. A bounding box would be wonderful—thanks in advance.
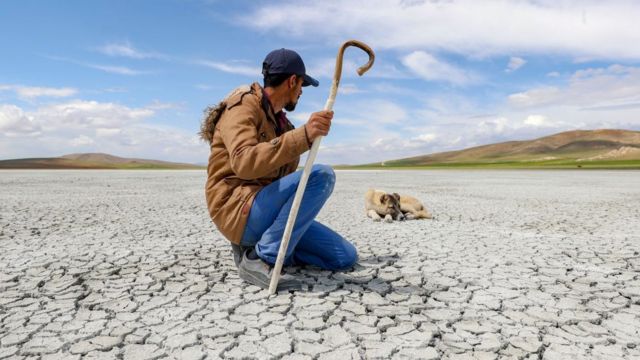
[268,40,375,295]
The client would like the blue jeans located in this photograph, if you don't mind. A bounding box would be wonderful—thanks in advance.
[240,164,357,270]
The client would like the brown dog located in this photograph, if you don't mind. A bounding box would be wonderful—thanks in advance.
[365,189,432,222]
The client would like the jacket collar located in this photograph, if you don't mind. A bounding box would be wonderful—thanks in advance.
[253,82,289,134]
[251,83,275,123]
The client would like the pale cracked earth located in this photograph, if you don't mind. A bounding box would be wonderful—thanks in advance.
[1,170,640,360]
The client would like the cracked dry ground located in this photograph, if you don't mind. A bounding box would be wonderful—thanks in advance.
[1,170,640,360]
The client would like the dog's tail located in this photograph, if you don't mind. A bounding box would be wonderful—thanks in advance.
[415,209,432,219]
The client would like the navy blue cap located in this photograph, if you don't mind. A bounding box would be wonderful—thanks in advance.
[262,48,319,87]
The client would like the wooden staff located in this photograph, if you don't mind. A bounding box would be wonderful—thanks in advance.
[269,40,375,295]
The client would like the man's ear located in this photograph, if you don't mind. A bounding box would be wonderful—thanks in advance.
[288,74,297,88]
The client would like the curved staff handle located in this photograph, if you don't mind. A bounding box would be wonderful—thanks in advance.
[323,40,375,111]
[269,40,375,295]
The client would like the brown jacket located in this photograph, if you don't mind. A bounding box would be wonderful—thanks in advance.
[205,83,310,244]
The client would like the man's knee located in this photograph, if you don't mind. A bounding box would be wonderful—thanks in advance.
[332,241,358,270]
[310,164,335,190]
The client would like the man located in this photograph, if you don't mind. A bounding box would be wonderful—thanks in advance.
[201,48,358,290]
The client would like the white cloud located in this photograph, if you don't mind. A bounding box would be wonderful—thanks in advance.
[509,65,640,108]
[196,60,260,77]
[34,100,154,131]
[371,83,413,96]
[524,115,554,128]
[243,1,640,60]
[509,87,561,108]
[412,133,436,144]
[0,100,208,163]
[87,64,148,76]
[16,86,77,99]
[146,100,182,111]
[317,131,446,164]
[337,84,363,95]
[0,84,77,99]
[332,117,368,126]
[0,104,41,137]
[287,111,310,126]
[96,41,166,60]
[478,117,510,135]
[402,51,478,85]
[506,57,526,72]
[70,135,94,146]
[45,55,149,76]
[352,100,407,125]
[95,128,122,137]
[102,87,128,93]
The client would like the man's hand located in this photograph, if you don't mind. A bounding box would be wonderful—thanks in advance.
[304,110,333,143]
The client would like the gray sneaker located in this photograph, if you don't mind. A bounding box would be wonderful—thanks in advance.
[230,243,245,267]
[237,249,303,291]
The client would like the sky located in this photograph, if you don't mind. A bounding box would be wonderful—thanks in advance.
[1,0,640,165]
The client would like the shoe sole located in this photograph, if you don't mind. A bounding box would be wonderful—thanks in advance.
[237,268,301,291]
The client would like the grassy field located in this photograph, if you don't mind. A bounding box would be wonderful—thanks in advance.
[335,159,640,170]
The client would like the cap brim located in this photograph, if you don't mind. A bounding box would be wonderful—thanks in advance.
[302,74,319,87]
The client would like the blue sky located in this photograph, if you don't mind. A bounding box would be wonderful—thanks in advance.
[1,0,640,165]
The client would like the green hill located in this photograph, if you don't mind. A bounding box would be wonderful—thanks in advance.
[350,129,640,169]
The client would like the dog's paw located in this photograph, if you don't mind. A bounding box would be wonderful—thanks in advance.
[372,217,381,222]
[405,213,417,220]
[384,215,393,223]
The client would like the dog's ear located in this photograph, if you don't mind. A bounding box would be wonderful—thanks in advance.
[392,193,401,201]
[380,194,388,203]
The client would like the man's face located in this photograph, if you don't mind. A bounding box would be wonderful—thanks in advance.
[284,76,304,112]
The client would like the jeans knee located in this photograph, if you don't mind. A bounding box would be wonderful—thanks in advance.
[332,241,358,270]
[310,164,335,190]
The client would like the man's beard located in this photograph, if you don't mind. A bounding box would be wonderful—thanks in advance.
[284,100,297,112]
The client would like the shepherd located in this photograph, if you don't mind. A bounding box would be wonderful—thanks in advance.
[200,42,373,291]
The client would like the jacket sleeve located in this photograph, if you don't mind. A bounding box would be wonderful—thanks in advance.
[218,99,309,180]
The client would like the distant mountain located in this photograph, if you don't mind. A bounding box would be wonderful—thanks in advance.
[0,153,204,169]
[365,129,640,168]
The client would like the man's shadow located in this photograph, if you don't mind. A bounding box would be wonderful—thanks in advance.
[281,253,428,298]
